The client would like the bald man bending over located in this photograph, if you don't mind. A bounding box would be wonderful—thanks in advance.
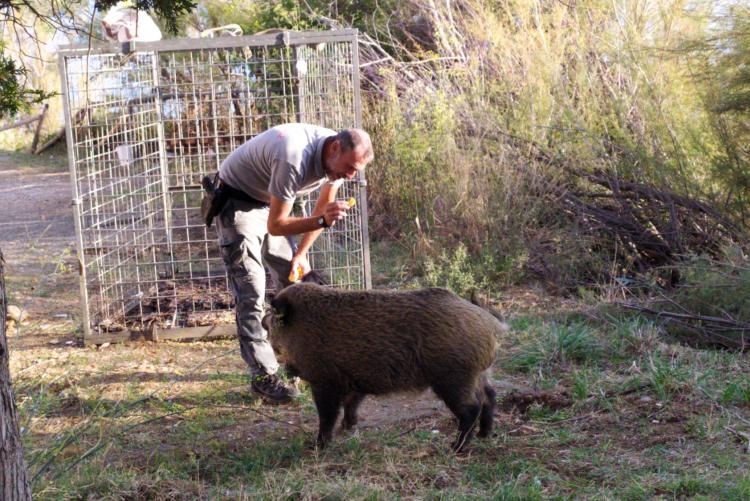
[213,123,374,403]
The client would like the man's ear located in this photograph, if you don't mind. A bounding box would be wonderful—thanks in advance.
[270,295,292,326]
[330,138,342,155]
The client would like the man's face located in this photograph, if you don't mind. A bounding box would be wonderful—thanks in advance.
[325,141,370,181]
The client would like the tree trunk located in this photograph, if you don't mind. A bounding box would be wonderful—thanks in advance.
[0,250,32,500]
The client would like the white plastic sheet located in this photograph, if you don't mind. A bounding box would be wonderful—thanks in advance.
[102,3,162,43]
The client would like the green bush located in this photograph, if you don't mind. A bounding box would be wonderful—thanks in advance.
[654,255,750,349]
[721,381,750,407]
[671,257,750,323]
[362,0,748,292]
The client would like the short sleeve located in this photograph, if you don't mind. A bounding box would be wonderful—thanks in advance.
[327,178,345,191]
[268,160,301,202]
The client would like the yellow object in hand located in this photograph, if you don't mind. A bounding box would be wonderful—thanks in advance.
[347,197,356,208]
[288,265,304,283]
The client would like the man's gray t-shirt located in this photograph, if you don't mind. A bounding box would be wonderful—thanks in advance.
[219,123,336,204]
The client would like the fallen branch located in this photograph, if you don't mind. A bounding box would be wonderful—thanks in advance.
[618,302,749,350]
[619,303,750,329]
[34,107,87,155]
[0,106,46,133]
[29,104,48,153]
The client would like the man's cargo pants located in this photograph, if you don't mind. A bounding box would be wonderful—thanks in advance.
[216,198,295,376]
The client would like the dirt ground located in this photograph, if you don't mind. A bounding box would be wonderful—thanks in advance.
[0,153,75,241]
[0,150,80,327]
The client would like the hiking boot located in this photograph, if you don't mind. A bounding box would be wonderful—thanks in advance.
[251,373,301,403]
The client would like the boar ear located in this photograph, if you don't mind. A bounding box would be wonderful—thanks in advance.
[301,269,328,285]
[270,295,292,325]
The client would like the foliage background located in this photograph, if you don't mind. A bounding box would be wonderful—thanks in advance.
[1,0,747,292]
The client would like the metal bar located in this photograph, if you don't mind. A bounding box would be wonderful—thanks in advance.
[57,30,359,55]
[58,53,93,339]
[81,324,235,345]
[152,50,176,284]
[351,32,372,289]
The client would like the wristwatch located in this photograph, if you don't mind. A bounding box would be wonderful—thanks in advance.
[317,215,329,228]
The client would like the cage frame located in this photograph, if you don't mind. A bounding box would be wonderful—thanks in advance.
[58,29,371,345]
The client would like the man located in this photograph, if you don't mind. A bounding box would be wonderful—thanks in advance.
[215,123,374,403]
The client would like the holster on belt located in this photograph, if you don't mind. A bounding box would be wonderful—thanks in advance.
[201,173,226,228]
[201,173,269,228]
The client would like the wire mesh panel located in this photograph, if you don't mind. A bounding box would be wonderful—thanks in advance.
[58,30,368,341]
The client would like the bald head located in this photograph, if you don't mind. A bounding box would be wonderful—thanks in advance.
[323,128,374,181]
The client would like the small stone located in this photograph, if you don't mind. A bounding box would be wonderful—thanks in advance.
[6,305,28,324]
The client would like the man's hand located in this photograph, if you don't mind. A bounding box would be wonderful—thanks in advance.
[289,253,311,282]
[322,200,354,227]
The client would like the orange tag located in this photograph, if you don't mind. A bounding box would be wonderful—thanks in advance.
[347,197,356,208]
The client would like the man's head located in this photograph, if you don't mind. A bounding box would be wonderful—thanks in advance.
[323,128,374,181]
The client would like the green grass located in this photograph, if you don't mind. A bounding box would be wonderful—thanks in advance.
[0,143,68,172]
[506,321,601,373]
[19,363,750,500]
[8,278,750,500]
[721,381,750,406]
[645,352,689,402]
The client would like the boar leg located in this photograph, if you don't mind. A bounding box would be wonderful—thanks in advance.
[341,392,366,430]
[478,381,496,438]
[311,384,342,448]
[432,381,482,452]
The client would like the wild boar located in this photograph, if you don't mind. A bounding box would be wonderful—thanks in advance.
[263,283,501,452]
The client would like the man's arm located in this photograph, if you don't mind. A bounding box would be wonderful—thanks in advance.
[294,182,340,258]
[266,183,350,237]
[267,183,351,277]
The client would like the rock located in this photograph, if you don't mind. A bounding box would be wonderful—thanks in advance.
[6,305,28,324]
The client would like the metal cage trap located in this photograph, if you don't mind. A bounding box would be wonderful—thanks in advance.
[57,30,371,344]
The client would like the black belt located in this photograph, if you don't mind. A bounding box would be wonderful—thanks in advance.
[216,178,268,207]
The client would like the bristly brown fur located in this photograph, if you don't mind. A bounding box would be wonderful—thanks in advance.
[265,284,503,452]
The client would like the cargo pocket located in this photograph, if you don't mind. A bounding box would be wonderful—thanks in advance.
[220,238,247,277]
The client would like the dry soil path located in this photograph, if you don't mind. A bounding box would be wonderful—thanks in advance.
[0,152,75,242]
[0,151,80,326]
